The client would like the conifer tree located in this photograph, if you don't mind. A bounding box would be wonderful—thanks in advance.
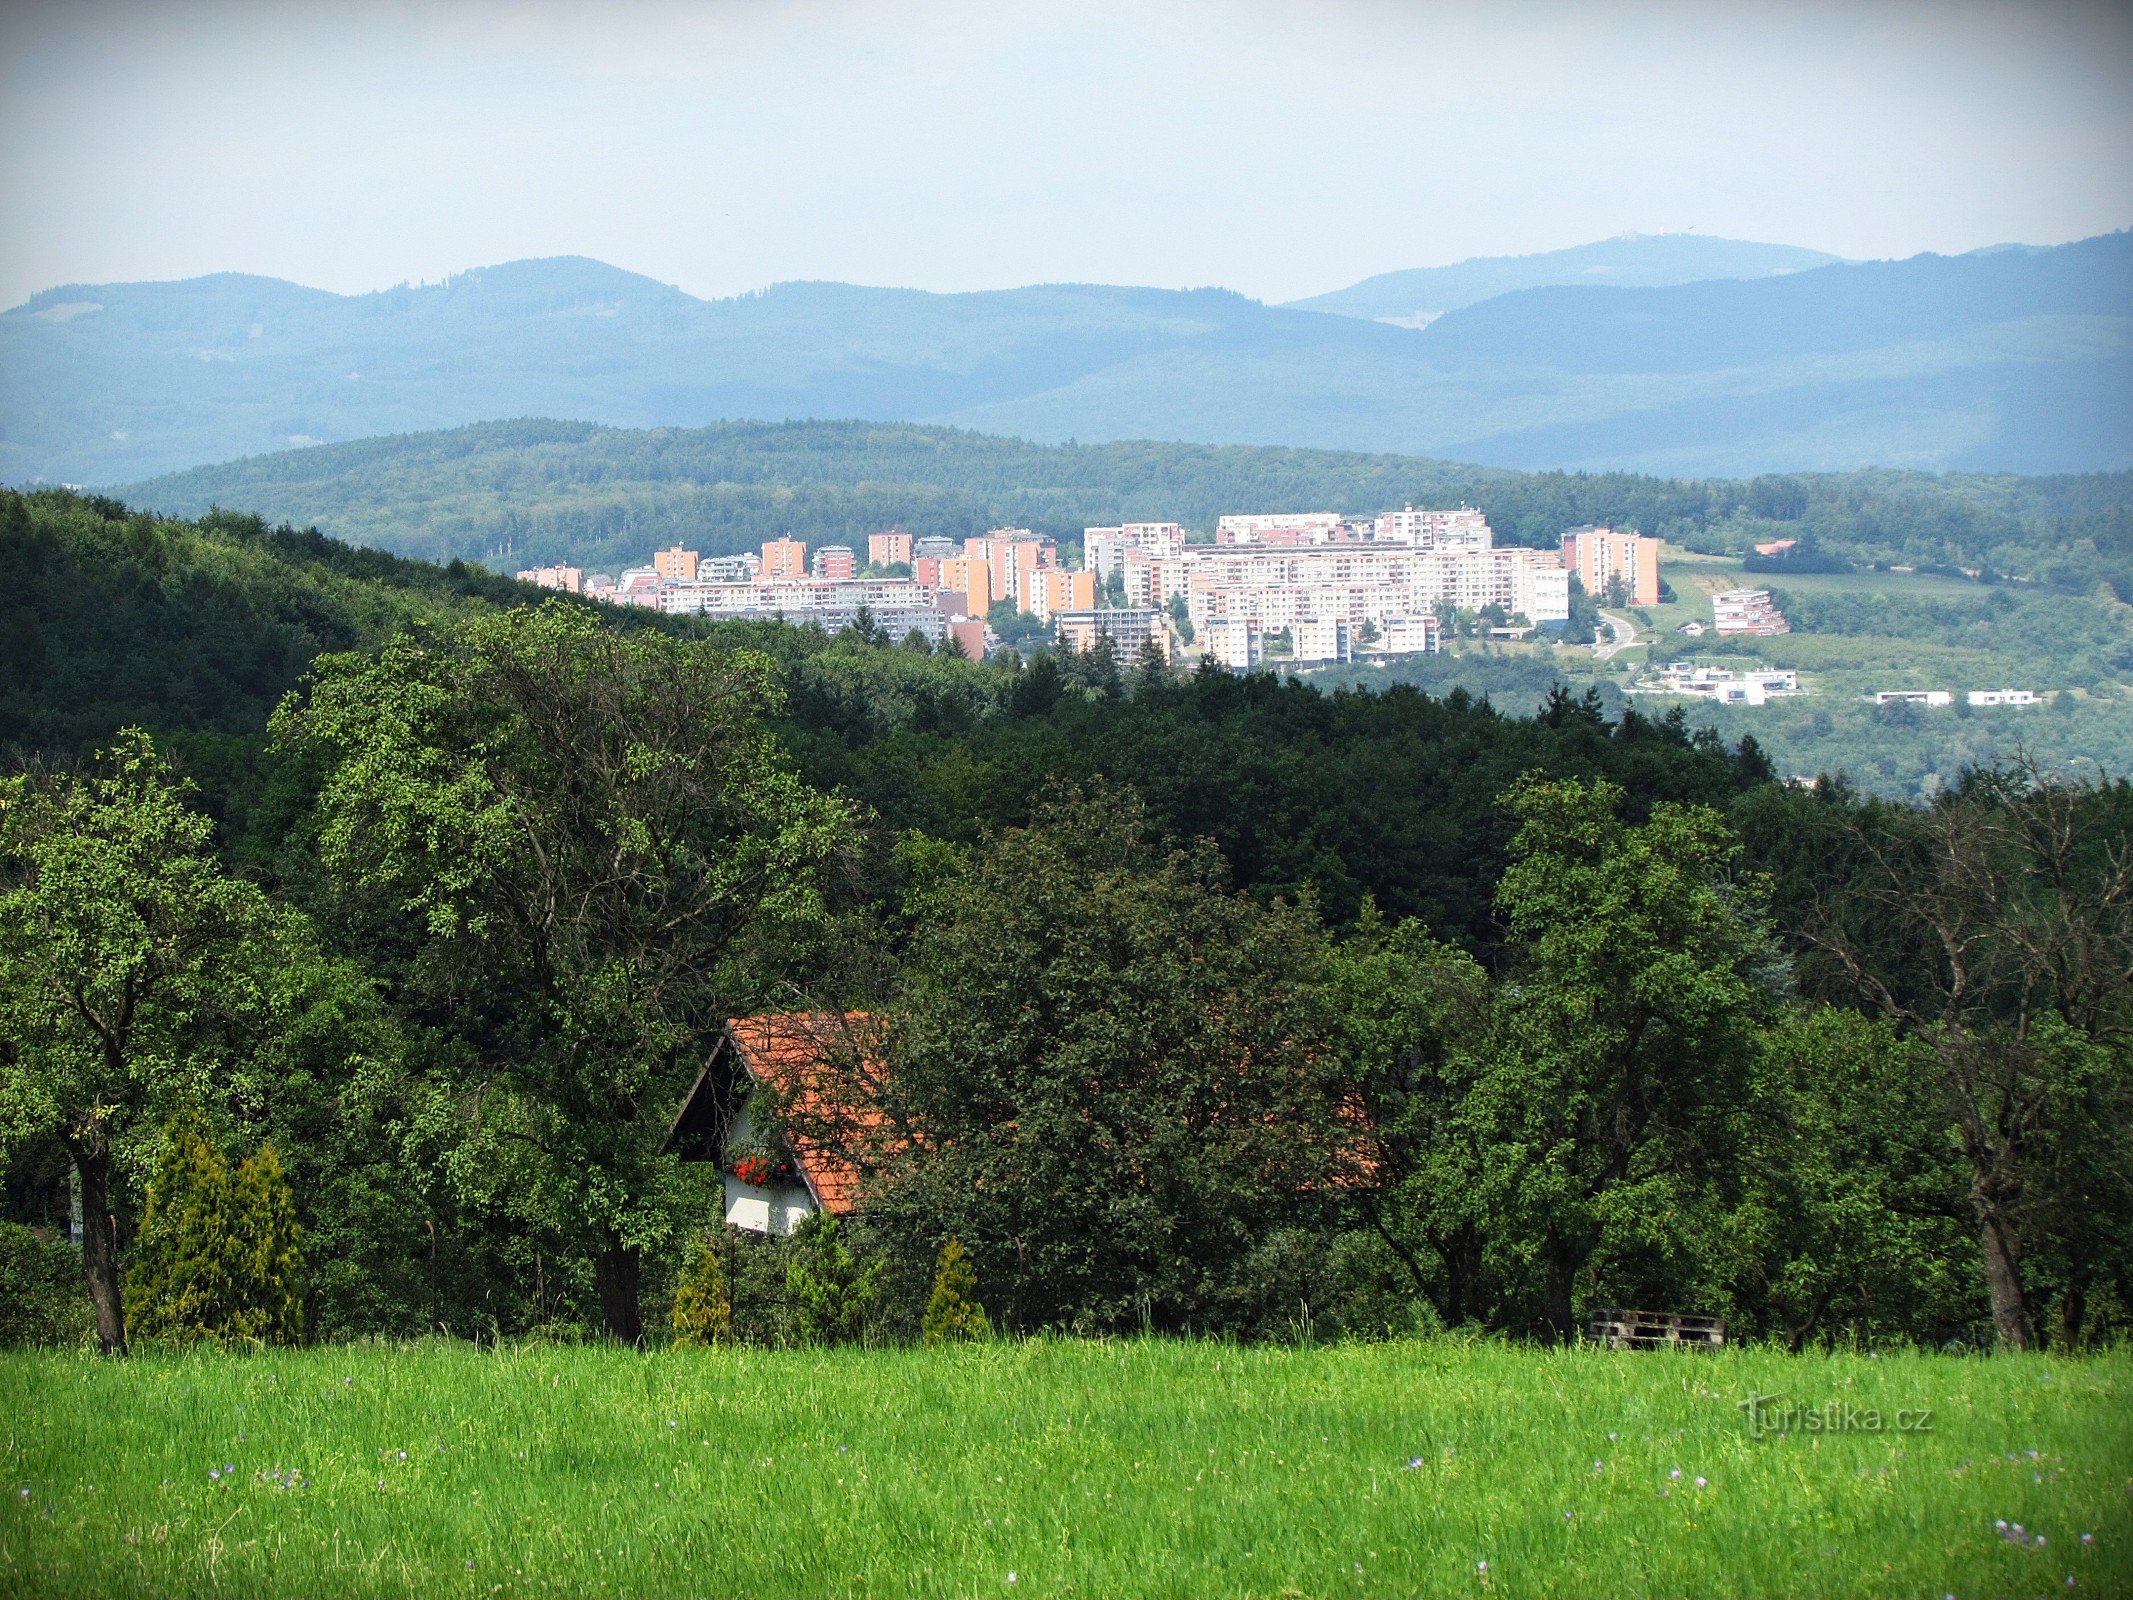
[786,1213,881,1344]
[126,1110,306,1345]
[670,1234,735,1347]
[229,1143,306,1344]
[126,1109,238,1345]
[921,1236,990,1345]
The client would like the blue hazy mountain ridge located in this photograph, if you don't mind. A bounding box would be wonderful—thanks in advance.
[1283,234,1845,322]
[4,234,2128,483]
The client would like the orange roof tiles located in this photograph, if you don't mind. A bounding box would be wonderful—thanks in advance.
[726,1012,889,1216]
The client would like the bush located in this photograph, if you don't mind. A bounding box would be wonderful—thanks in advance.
[921,1237,990,1345]
[786,1214,882,1345]
[671,1234,735,1347]
[0,1222,92,1346]
[127,1108,306,1345]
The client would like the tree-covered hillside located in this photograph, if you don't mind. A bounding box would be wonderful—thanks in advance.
[5,490,2128,1356]
[2,488,1759,944]
[123,418,2133,594]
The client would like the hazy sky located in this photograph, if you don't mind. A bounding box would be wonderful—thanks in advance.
[2,0,2128,309]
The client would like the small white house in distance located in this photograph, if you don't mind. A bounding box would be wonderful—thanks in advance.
[1875,690,1954,708]
[1967,689,2040,707]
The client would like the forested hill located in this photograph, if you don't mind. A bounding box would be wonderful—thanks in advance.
[1,488,1769,943]
[123,418,2133,595]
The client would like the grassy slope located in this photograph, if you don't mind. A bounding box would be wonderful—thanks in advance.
[1631,555,2133,792]
[4,1343,2125,1599]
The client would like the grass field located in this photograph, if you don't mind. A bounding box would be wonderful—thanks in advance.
[4,1341,2128,1599]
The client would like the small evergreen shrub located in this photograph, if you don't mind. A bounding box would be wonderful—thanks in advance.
[921,1236,990,1344]
[0,1222,93,1346]
[671,1234,735,1347]
[786,1214,882,1345]
[127,1108,306,1345]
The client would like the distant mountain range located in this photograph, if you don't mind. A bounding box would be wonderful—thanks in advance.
[5,232,2128,483]
[1283,234,1843,325]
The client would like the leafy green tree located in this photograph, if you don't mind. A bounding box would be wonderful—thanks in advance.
[0,734,296,1354]
[1471,775,1780,1339]
[670,1233,735,1347]
[862,786,1355,1333]
[1723,1005,1976,1349]
[786,1213,881,1344]
[921,1236,990,1344]
[0,1223,93,1346]
[126,1107,305,1346]
[278,603,855,1342]
[1796,770,2133,1348]
[1326,905,1491,1325]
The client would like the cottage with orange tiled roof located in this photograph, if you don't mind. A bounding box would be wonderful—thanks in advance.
[661,1013,883,1236]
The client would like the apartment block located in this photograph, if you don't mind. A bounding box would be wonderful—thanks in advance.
[1216,512,1343,546]
[1053,607,1170,662]
[516,564,584,592]
[1084,522,1187,579]
[912,536,961,561]
[1373,507,1492,551]
[1376,615,1441,656]
[701,554,758,584]
[1561,526,1662,606]
[653,546,700,582]
[1024,567,1098,622]
[812,545,856,581]
[1199,614,1263,670]
[760,537,808,579]
[1291,617,1353,664]
[868,531,914,569]
[937,556,994,615]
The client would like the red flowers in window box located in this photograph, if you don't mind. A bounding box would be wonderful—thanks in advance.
[732,1153,780,1187]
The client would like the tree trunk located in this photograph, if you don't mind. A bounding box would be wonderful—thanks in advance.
[74,1147,127,1356]
[1541,1250,1577,1345]
[1974,1201,2028,1352]
[596,1239,643,1345]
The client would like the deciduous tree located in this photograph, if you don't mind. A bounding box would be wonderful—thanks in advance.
[279,604,856,1342]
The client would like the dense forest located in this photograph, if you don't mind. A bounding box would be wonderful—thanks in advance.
[126,418,2133,594]
[3,490,2129,1357]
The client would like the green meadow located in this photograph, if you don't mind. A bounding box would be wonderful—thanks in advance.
[4,1342,2127,1599]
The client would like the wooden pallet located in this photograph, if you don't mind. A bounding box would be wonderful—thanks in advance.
[1586,1308,1726,1350]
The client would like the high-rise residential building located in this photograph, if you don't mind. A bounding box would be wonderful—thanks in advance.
[868,531,914,568]
[1083,522,1186,579]
[653,546,700,582]
[1561,526,1663,607]
[1199,615,1263,670]
[1216,512,1342,546]
[912,535,961,561]
[1373,507,1492,552]
[760,537,808,579]
[812,545,856,580]
[1053,608,1171,663]
[1024,568,1098,622]
[937,556,993,615]
[701,553,759,584]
